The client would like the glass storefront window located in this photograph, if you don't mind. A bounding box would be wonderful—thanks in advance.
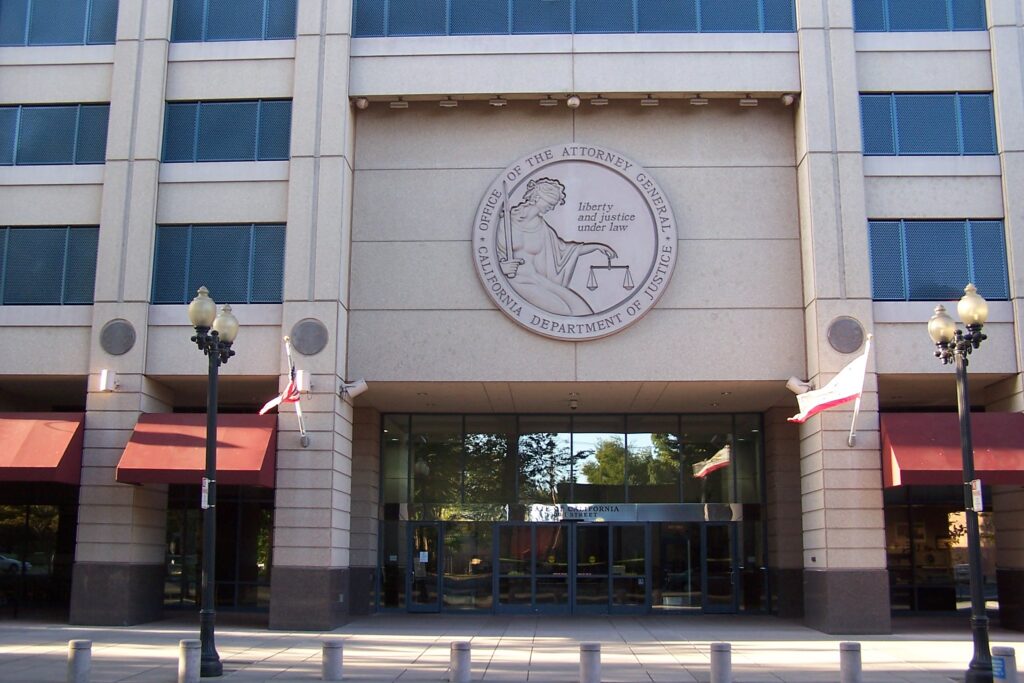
[464,416,516,504]
[734,414,762,503]
[571,415,626,503]
[411,415,462,505]
[382,415,410,504]
[626,415,680,503]
[443,522,493,610]
[518,417,571,505]
[681,415,733,503]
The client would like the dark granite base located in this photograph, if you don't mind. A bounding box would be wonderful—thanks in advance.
[998,568,1024,631]
[347,566,375,616]
[772,567,804,618]
[269,567,351,630]
[803,569,891,634]
[69,562,164,626]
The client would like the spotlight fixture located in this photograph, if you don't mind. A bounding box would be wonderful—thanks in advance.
[439,97,458,108]
[353,97,369,110]
[590,95,609,106]
[689,95,709,106]
[489,97,508,107]
[640,95,659,107]
[566,95,581,108]
[389,99,409,109]
[781,93,796,106]
[568,392,579,411]
[739,95,759,107]
[539,96,559,107]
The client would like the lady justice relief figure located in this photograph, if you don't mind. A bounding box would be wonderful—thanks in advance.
[497,177,617,316]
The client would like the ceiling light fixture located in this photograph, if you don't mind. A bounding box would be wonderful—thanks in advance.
[353,97,369,110]
[389,99,409,109]
[590,95,609,106]
[640,95,660,107]
[782,93,796,106]
[739,95,759,107]
[539,96,559,107]
[489,97,508,107]
[566,95,581,108]
[439,97,458,108]
[689,95,709,106]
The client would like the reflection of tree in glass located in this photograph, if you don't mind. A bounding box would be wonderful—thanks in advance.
[581,436,680,485]
[412,432,462,505]
[518,432,573,505]
[463,432,515,504]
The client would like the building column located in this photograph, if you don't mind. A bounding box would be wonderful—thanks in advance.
[765,408,804,617]
[69,0,174,625]
[987,0,1024,632]
[793,0,889,633]
[269,0,357,630]
[350,408,381,615]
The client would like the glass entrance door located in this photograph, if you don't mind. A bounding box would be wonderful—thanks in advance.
[408,523,441,612]
[703,523,738,613]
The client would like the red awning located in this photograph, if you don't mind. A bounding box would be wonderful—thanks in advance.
[116,414,277,487]
[881,412,1024,487]
[0,413,85,484]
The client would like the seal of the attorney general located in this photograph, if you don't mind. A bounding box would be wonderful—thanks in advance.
[473,144,678,341]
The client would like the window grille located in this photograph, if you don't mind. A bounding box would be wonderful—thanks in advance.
[161,100,292,163]
[171,0,297,42]
[0,104,109,166]
[152,224,285,304]
[853,0,986,32]
[352,0,795,36]
[868,219,1008,301]
[0,227,98,305]
[860,93,996,156]
[0,0,117,46]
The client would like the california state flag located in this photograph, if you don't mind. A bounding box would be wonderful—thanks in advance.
[788,343,870,424]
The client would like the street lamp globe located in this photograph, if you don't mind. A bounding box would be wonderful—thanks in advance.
[212,304,239,343]
[928,305,956,345]
[188,287,217,329]
[958,283,989,327]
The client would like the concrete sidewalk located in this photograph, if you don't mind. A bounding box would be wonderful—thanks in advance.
[0,614,1021,682]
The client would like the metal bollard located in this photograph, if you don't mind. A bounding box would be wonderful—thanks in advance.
[322,640,344,681]
[178,639,200,683]
[580,642,601,683]
[450,641,471,683]
[993,646,1019,683]
[710,642,731,683]
[840,642,862,683]
[67,640,91,683]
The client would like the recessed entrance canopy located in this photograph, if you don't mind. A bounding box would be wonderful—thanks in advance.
[116,413,277,487]
[0,412,85,484]
[881,412,1024,487]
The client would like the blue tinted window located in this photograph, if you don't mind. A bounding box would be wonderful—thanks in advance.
[869,220,1008,301]
[171,0,296,41]
[853,0,985,31]
[0,227,98,305]
[451,0,508,34]
[0,108,17,165]
[576,0,634,33]
[0,104,108,165]
[152,224,286,304]
[28,0,87,45]
[163,100,291,163]
[639,0,697,31]
[700,0,759,31]
[353,0,795,35]
[353,0,386,36]
[88,0,119,43]
[0,0,29,45]
[513,0,571,34]
[860,93,997,156]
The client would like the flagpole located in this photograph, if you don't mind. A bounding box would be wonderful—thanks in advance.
[283,336,309,447]
[846,334,872,447]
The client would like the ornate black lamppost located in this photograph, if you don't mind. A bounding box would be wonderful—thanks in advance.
[927,283,992,683]
[187,286,239,678]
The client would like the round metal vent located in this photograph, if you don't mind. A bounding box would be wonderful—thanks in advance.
[827,317,865,354]
[99,319,136,356]
[290,318,329,356]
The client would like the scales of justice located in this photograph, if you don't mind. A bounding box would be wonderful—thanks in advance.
[497,177,634,316]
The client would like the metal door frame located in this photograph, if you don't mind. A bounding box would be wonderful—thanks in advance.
[407,521,442,613]
[701,522,739,614]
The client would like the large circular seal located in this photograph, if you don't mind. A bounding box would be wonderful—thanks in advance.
[473,143,678,341]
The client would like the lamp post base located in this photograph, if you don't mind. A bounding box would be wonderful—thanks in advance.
[200,657,223,678]
[964,667,993,683]
[199,608,222,677]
